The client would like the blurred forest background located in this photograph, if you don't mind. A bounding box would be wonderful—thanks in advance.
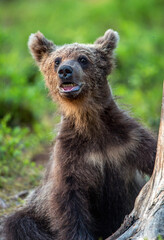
[0,0,163,215]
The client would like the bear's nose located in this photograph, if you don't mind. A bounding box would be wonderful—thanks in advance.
[58,65,73,80]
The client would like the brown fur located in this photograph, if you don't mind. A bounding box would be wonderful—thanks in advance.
[4,29,156,240]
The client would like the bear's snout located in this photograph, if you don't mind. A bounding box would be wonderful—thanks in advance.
[57,60,85,98]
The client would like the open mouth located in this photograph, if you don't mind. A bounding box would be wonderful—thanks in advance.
[59,82,82,93]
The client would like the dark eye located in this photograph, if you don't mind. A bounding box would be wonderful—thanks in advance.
[54,57,61,67]
[78,56,88,65]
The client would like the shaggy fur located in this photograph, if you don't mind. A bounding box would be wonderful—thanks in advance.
[4,29,157,240]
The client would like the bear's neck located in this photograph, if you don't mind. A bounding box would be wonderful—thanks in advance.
[58,90,121,137]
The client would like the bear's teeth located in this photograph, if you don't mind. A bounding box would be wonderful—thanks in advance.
[62,83,76,87]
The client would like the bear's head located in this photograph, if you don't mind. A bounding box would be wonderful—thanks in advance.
[28,29,119,100]
[28,30,119,122]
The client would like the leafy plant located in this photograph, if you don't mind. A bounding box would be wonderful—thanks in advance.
[0,115,42,188]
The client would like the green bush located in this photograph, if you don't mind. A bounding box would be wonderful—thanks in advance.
[144,236,164,240]
[158,236,164,240]
[0,115,42,188]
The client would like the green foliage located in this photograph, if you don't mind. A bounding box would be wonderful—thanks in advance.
[158,236,164,240]
[0,115,42,188]
[0,115,29,178]
[144,236,164,240]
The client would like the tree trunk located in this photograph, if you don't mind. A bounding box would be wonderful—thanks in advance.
[106,83,164,240]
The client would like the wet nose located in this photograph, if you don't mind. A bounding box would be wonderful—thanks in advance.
[58,65,73,80]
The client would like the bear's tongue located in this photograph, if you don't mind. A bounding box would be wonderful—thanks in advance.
[63,86,74,91]
[61,83,80,92]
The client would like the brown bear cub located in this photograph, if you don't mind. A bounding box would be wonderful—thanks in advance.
[4,30,156,240]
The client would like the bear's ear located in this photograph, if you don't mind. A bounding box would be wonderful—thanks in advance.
[94,29,119,52]
[28,31,56,63]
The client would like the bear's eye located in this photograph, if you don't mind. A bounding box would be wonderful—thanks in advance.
[54,57,61,67]
[78,56,88,66]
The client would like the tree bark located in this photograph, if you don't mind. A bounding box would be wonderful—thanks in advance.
[106,83,164,240]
